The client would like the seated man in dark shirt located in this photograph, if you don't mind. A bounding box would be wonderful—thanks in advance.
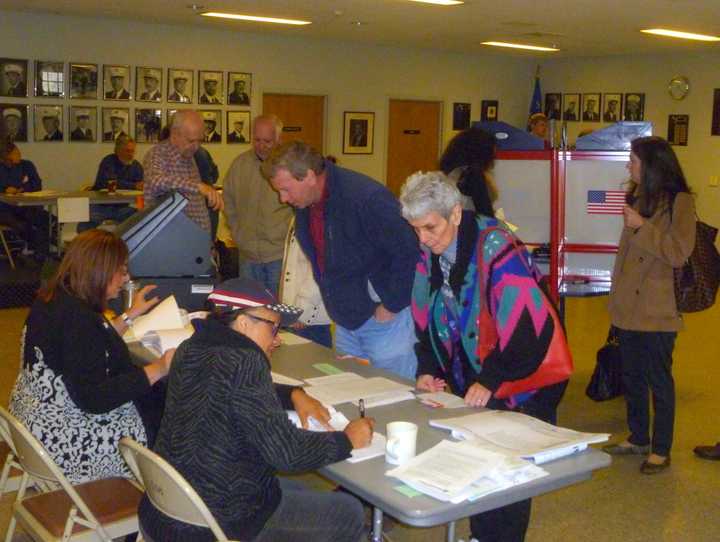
[0,142,49,258]
[78,135,142,232]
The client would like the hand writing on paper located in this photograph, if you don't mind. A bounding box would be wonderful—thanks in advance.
[291,388,332,430]
[464,382,492,408]
[128,284,161,319]
[416,374,446,393]
[623,205,645,229]
[345,418,375,449]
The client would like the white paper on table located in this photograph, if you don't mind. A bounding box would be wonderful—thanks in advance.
[305,377,412,406]
[278,331,312,345]
[18,189,62,197]
[350,390,415,408]
[430,410,609,464]
[141,325,194,356]
[129,296,185,339]
[304,373,364,386]
[115,189,143,196]
[417,391,467,409]
[271,372,304,386]
[347,432,386,463]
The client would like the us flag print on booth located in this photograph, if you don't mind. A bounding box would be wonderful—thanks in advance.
[587,190,625,215]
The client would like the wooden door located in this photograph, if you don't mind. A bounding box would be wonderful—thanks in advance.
[263,93,325,152]
[386,99,442,195]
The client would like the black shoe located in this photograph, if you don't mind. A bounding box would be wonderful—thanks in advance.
[603,442,651,456]
[694,443,720,461]
[640,456,671,474]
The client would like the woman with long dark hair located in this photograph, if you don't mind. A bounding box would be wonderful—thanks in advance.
[603,136,695,474]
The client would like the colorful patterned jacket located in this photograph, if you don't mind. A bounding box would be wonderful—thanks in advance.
[412,212,564,406]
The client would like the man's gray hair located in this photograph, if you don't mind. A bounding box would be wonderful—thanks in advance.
[114,134,134,153]
[261,140,325,181]
[254,114,284,140]
[399,171,462,221]
[171,110,199,133]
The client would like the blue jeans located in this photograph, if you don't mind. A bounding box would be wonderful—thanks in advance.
[238,259,283,297]
[335,306,418,380]
[252,478,364,542]
[77,204,136,232]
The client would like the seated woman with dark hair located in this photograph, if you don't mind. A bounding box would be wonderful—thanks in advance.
[9,229,173,483]
[139,278,373,542]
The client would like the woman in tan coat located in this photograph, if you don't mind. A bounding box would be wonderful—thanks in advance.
[604,136,695,474]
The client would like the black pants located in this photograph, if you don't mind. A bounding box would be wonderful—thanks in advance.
[470,381,567,542]
[0,203,49,256]
[617,328,677,457]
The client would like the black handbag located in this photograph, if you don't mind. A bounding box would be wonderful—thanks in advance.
[586,327,624,402]
[674,219,720,313]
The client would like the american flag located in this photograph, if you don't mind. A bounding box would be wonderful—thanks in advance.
[587,190,626,215]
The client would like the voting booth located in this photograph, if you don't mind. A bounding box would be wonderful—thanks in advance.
[483,121,652,300]
[116,191,217,309]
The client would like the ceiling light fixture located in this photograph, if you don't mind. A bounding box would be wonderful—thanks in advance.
[640,28,720,42]
[408,0,464,5]
[200,12,312,25]
[481,41,559,52]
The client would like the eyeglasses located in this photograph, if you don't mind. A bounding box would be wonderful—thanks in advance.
[243,311,281,336]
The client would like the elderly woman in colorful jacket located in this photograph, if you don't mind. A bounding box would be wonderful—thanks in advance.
[399,171,571,542]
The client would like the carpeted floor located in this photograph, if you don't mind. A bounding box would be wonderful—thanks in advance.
[2,296,720,541]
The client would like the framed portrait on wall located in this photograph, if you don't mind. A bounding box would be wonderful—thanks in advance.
[227,72,251,106]
[480,100,498,122]
[602,93,622,122]
[198,70,223,105]
[562,93,580,121]
[136,108,163,144]
[668,114,689,146]
[712,90,720,136]
[102,107,130,142]
[0,58,28,98]
[69,106,97,142]
[581,93,601,122]
[136,67,162,102]
[624,93,645,121]
[343,111,374,154]
[103,64,131,100]
[69,63,98,99]
[199,110,222,143]
[453,103,471,131]
[168,68,193,103]
[227,111,251,143]
[0,104,28,142]
[35,61,65,98]
[34,105,64,142]
[544,93,561,120]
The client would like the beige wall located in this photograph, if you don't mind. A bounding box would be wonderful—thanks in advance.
[0,10,535,190]
[541,52,720,220]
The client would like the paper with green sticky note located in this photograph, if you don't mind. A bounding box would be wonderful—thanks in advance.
[312,363,345,375]
[394,484,422,498]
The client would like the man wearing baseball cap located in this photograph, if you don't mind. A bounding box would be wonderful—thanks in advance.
[138,277,371,542]
[168,72,191,103]
[40,109,63,141]
[139,68,162,102]
[2,107,26,142]
[3,63,26,97]
[105,67,130,100]
[70,109,94,141]
[201,111,221,142]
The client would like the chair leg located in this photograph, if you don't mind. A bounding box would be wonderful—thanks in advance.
[4,471,28,542]
[0,230,16,270]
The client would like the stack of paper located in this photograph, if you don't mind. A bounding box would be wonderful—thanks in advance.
[141,326,194,356]
[386,439,547,503]
[304,375,412,406]
[417,391,467,409]
[271,372,304,386]
[286,408,386,463]
[123,296,194,354]
[430,410,609,464]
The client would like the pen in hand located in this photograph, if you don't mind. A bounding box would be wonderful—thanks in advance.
[359,398,365,418]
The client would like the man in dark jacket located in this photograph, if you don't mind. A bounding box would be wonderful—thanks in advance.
[264,141,419,379]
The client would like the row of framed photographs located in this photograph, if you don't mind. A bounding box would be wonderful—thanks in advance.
[544,92,646,123]
[0,58,252,105]
[0,104,251,144]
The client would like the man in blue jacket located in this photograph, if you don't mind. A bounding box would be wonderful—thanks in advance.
[263,141,419,380]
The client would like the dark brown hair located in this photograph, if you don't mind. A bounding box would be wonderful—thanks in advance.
[39,230,128,312]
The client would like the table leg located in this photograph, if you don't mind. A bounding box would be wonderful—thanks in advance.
[446,520,456,542]
[371,507,383,542]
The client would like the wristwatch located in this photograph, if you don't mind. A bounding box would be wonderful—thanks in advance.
[120,312,134,326]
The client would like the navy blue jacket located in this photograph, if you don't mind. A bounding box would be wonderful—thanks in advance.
[92,154,143,191]
[294,162,419,330]
[0,160,42,192]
